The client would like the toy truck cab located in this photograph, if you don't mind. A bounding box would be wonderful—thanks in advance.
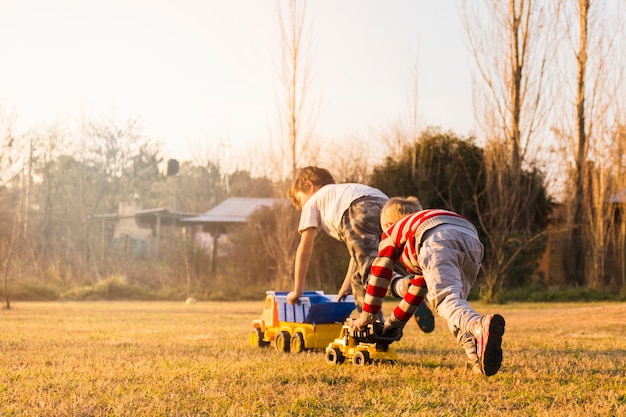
[325,322,401,365]
[251,291,355,353]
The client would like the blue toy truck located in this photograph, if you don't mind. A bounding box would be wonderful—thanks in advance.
[250,291,355,353]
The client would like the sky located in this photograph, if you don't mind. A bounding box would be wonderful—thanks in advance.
[0,0,473,168]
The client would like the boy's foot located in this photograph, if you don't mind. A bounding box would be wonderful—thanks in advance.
[474,314,506,376]
[413,302,435,333]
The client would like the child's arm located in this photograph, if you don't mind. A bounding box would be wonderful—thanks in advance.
[287,227,316,304]
[385,276,428,329]
[351,237,398,330]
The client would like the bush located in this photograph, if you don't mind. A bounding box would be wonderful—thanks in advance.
[60,275,154,301]
[1,282,61,301]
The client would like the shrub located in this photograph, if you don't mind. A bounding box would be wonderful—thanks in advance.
[60,275,154,301]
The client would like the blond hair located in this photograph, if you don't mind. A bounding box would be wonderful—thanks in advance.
[381,196,423,228]
[287,166,335,209]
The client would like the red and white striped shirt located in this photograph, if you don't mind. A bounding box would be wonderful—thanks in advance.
[362,209,477,324]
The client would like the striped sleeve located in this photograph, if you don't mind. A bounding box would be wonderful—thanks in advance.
[361,235,398,317]
[389,275,427,325]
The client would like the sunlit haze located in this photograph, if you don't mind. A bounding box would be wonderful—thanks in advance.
[0,0,473,166]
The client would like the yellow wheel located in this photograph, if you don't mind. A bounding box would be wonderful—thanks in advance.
[326,347,344,364]
[353,350,371,366]
[291,332,305,353]
[250,328,269,348]
[275,330,291,353]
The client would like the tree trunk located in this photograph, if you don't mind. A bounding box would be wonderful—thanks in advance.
[570,0,589,287]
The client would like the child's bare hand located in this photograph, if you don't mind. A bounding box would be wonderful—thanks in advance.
[350,317,370,332]
[287,291,301,305]
[336,284,352,302]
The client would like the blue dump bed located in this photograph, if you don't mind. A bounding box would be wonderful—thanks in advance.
[269,291,355,325]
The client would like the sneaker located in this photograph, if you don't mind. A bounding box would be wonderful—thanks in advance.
[413,302,435,333]
[474,314,506,376]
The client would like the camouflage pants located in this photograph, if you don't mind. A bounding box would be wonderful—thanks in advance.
[337,196,387,312]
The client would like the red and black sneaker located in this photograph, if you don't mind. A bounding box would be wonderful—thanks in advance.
[474,314,506,376]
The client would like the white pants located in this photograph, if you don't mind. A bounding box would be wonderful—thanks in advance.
[418,225,484,336]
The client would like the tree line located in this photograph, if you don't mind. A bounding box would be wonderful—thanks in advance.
[0,121,623,304]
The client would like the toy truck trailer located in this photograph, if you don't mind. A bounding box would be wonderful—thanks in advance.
[325,322,401,365]
[251,291,355,353]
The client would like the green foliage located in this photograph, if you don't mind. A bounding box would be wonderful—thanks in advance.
[370,128,485,226]
[370,129,554,299]
[522,167,555,231]
[501,231,549,288]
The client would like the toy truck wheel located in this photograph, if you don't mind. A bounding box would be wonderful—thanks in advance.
[275,330,291,353]
[353,350,371,366]
[290,332,305,353]
[251,327,269,348]
[326,347,345,365]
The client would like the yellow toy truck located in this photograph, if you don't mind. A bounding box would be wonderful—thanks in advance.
[325,321,401,365]
[250,291,355,353]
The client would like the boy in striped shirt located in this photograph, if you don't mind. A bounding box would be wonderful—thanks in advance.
[350,196,506,376]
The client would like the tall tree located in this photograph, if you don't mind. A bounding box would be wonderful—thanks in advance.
[273,0,319,180]
[554,0,625,288]
[461,0,555,173]
[0,106,21,308]
[0,105,20,190]
[460,0,555,301]
[571,0,590,287]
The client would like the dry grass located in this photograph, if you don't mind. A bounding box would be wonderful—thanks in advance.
[1,300,625,416]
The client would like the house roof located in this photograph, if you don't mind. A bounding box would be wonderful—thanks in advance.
[181,197,285,224]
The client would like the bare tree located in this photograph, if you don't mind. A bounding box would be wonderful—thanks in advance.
[460,0,556,301]
[321,134,371,184]
[614,123,626,297]
[0,106,21,309]
[0,105,20,190]
[1,211,19,309]
[461,0,555,170]
[553,0,625,288]
[272,0,320,180]
[569,0,591,287]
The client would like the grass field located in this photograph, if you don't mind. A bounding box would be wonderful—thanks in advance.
[1,300,624,416]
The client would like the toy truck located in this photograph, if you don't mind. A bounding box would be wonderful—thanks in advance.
[325,322,401,365]
[250,291,355,353]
